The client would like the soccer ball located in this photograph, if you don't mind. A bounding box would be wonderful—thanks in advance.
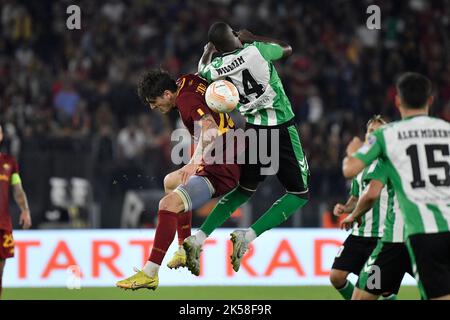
[205,80,239,113]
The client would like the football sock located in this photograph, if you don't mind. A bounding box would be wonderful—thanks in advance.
[251,193,308,236]
[177,211,192,245]
[148,210,178,269]
[143,261,160,277]
[193,230,207,246]
[337,280,355,300]
[200,186,252,236]
[244,228,257,242]
[177,246,186,254]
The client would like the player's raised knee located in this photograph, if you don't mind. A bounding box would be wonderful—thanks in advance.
[158,192,185,213]
[329,269,347,288]
[163,172,182,193]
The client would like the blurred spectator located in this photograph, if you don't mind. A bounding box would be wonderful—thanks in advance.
[117,118,146,162]
[53,80,81,124]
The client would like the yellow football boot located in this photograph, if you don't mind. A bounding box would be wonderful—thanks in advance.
[116,268,159,291]
[167,249,187,269]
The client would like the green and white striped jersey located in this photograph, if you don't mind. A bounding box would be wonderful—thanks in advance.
[365,159,405,243]
[350,160,387,238]
[199,41,295,126]
[354,115,450,236]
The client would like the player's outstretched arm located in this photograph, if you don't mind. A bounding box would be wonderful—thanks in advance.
[198,42,217,74]
[237,29,292,58]
[340,180,383,230]
[180,114,219,184]
[12,183,32,229]
[342,137,365,178]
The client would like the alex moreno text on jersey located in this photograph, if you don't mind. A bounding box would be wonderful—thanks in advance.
[397,128,450,140]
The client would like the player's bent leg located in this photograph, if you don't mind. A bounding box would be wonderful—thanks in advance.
[163,170,183,194]
[173,175,215,276]
[200,184,254,236]
[116,193,186,291]
[250,192,309,237]
[159,192,186,214]
[163,169,194,269]
[167,210,191,270]
[329,269,349,289]
[158,192,190,270]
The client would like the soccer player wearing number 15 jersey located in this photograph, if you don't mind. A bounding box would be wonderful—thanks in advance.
[343,72,450,300]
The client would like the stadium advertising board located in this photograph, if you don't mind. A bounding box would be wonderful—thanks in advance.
[4,229,415,287]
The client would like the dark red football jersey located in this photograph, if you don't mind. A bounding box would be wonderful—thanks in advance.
[175,74,240,196]
[175,74,235,136]
[0,153,19,231]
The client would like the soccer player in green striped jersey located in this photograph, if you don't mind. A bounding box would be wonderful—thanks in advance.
[343,72,450,300]
[183,22,310,276]
[330,116,387,300]
[341,159,413,300]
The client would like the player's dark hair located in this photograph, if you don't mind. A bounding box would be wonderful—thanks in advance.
[396,72,432,109]
[208,21,234,52]
[137,69,177,104]
[366,115,387,128]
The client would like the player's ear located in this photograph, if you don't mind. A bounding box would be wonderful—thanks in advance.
[394,94,401,110]
[427,95,434,108]
[163,90,173,99]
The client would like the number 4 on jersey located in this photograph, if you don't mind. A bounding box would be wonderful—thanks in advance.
[226,69,264,104]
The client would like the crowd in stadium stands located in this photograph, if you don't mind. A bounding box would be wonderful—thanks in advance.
[1,0,449,227]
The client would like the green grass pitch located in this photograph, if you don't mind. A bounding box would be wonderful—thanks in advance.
[3,286,420,300]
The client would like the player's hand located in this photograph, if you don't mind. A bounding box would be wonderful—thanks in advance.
[203,42,217,53]
[237,29,255,43]
[333,203,346,216]
[346,137,363,156]
[180,163,199,185]
[20,210,32,229]
[340,214,355,231]
[340,214,361,231]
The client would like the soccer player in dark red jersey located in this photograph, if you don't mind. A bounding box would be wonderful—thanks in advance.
[0,124,32,298]
[116,70,240,290]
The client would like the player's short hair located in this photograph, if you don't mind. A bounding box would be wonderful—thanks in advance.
[396,72,432,109]
[137,69,177,104]
[366,115,387,128]
[208,22,233,52]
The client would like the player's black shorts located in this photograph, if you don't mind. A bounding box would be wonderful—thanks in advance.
[357,241,413,295]
[239,119,309,197]
[331,235,380,274]
[407,231,450,299]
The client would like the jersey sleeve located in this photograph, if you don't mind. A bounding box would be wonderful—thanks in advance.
[199,66,213,82]
[254,41,284,61]
[10,158,21,185]
[353,128,386,166]
[364,159,388,186]
[178,92,211,122]
[350,178,360,197]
